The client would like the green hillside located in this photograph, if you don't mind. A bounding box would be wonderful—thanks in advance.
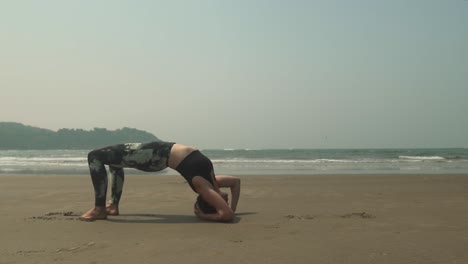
[0,122,159,149]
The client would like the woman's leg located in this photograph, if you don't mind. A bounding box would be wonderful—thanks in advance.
[80,149,111,220]
[88,149,109,207]
[109,166,125,205]
[107,166,124,215]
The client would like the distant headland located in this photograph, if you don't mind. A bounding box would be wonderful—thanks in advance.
[0,122,159,150]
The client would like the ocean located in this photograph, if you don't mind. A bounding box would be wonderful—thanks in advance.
[1,148,467,175]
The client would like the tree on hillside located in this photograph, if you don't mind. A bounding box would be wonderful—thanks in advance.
[0,122,159,150]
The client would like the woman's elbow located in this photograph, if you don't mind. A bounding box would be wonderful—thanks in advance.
[218,209,234,222]
[234,177,241,186]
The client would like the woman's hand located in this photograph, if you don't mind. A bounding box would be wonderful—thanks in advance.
[192,176,235,222]
[215,175,240,213]
[219,191,229,203]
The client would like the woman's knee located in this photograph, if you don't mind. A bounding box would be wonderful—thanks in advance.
[87,150,106,172]
[87,150,103,163]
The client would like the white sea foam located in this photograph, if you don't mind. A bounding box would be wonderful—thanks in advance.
[399,156,446,161]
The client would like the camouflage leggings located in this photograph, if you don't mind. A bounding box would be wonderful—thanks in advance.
[87,141,174,207]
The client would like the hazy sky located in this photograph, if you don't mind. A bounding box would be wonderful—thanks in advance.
[1,1,467,149]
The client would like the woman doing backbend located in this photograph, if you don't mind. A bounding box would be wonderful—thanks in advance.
[80,141,240,222]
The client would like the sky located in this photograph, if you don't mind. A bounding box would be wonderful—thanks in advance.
[1,0,467,149]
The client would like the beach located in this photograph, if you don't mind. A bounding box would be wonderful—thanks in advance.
[0,174,467,264]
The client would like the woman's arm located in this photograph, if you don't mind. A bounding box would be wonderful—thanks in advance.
[196,188,234,222]
[192,176,234,222]
[215,175,241,212]
[194,206,229,222]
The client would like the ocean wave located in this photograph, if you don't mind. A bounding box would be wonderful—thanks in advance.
[446,155,464,160]
[212,158,391,164]
[0,157,86,162]
[398,156,446,161]
[220,148,263,151]
[1,148,467,175]
[0,158,87,167]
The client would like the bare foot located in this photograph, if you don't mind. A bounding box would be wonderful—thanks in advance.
[106,204,119,216]
[80,207,107,221]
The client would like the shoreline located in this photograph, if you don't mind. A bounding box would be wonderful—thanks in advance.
[1,174,467,263]
[1,171,468,177]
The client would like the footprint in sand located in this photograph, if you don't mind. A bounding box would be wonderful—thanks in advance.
[16,242,95,256]
[263,214,315,229]
[284,214,315,220]
[29,211,82,221]
[340,212,375,219]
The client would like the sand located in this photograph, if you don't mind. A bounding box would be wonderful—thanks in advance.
[0,173,467,264]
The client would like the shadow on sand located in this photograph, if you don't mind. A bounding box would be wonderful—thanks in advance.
[106,212,257,224]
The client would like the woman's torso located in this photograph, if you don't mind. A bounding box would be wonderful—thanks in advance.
[167,143,198,169]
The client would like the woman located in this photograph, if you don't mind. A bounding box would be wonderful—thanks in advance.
[80,141,240,222]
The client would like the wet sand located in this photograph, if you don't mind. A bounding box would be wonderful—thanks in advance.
[0,174,467,264]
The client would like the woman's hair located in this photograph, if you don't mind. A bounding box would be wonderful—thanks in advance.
[196,195,217,214]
